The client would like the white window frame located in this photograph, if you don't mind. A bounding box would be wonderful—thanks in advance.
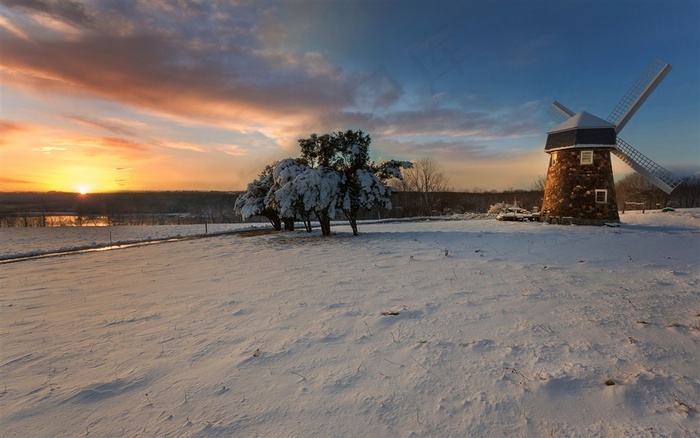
[580,150,594,165]
[595,189,608,203]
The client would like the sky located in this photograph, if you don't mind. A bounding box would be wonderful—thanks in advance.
[1,0,699,193]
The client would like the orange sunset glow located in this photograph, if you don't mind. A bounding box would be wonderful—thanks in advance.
[1,1,698,193]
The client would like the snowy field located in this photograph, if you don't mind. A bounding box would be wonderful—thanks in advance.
[0,223,268,260]
[1,210,699,437]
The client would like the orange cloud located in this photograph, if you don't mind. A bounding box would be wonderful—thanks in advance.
[63,114,141,137]
[44,137,151,159]
[153,139,205,153]
[0,119,30,146]
[31,146,66,154]
[218,145,249,156]
[0,177,34,185]
[0,28,348,140]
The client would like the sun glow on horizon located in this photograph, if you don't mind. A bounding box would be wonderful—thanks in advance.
[76,185,90,195]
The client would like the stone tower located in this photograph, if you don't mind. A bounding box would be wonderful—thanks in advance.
[541,111,620,225]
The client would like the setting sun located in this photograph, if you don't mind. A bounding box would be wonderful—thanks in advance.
[77,185,90,195]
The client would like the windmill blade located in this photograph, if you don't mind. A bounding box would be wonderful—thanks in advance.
[606,61,672,133]
[547,101,576,124]
[612,137,682,194]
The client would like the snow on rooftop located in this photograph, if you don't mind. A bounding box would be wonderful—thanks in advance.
[548,111,616,134]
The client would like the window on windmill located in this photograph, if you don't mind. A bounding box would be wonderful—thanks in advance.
[580,151,594,165]
[595,189,608,203]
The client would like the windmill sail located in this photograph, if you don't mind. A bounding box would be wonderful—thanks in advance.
[547,60,681,194]
[547,101,576,124]
[606,60,672,133]
[613,137,682,194]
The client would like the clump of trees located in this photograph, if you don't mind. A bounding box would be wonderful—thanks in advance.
[235,130,411,236]
[615,173,700,211]
[391,157,450,215]
[672,174,700,208]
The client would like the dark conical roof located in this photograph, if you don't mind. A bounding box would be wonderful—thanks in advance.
[544,111,617,152]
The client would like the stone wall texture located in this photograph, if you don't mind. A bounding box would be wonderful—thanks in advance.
[541,148,619,225]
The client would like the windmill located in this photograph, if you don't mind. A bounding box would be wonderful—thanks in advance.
[541,60,682,225]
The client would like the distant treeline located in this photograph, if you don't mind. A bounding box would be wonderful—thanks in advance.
[2,176,698,227]
[0,190,542,227]
[0,191,238,227]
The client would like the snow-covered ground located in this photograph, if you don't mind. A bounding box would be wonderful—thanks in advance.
[0,223,269,260]
[1,210,699,437]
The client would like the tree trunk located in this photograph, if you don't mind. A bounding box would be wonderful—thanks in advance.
[283,217,295,231]
[303,214,313,232]
[266,214,282,231]
[345,212,359,236]
[317,211,332,236]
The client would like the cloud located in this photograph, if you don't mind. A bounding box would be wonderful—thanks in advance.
[218,145,249,156]
[154,139,204,153]
[1,0,94,28]
[1,119,28,131]
[63,115,139,137]
[375,137,489,161]
[0,15,30,39]
[32,146,66,154]
[0,177,34,184]
[81,137,150,154]
[0,3,352,137]
[347,66,403,113]
[325,99,542,145]
[0,119,30,145]
[380,108,491,137]
[42,136,151,159]
[110,166,133,186]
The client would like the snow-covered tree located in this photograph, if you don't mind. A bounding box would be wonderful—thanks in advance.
[270,158,310,231]
[276,166,341,236]
[235,158,315,232]
[238,130,409,236]
[234,164,283,230]
[341,160,412,235]
[341,169,392,234]
[373,159,414,182]
[298,130,410,236]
